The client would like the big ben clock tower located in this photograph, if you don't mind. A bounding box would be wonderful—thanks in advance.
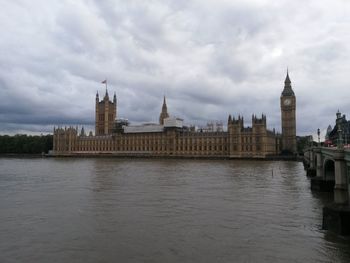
[280,71,297,154]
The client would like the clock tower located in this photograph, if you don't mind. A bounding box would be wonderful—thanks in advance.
[280,71,297,154]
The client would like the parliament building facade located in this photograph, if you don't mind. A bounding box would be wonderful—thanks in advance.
[53,73,297,158]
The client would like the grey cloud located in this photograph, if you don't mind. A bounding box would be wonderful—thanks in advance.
[0,0,349,136]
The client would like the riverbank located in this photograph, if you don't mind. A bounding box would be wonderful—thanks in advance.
[0,153,46,158]
[0,152,302,161]
[45,153,302,161]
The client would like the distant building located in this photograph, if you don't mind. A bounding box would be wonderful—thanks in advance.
[200,121,224,133]
[328,111,350,145]
[53,72,297,158]
[325,125,333,140]
[324,125,333,146]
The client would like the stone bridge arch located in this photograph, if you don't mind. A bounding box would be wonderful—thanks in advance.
[323,158,335,182]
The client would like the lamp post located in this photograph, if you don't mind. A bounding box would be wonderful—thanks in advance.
[317,128,320,147]
[338,125,344,149]
[338,123,344,149]
[345,125,348,146]
[309,135,313,148]
[336,111,344,150]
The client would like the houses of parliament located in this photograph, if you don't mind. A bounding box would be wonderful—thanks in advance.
[53,72,297,158]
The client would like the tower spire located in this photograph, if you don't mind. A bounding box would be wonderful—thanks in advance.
[282,69,294,96]
[162,96,167,110]
[159,96,169,125]
[285,68,291,84]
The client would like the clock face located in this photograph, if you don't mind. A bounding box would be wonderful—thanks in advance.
[284,99,291,106]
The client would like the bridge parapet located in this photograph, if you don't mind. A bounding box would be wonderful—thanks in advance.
[321,147,340,160]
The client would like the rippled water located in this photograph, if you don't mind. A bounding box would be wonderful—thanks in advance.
[0,158,350,262]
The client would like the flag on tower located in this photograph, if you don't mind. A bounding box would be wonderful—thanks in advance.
[101,79,107,84]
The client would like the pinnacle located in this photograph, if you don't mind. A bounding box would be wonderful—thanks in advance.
[285,70,291,84]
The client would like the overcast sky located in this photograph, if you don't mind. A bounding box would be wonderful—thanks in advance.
[1,0,350,137]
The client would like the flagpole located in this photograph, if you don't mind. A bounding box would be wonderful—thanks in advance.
[101,79,108,94]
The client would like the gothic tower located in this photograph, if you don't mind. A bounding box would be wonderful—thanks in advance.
[159,96,169,125]
[280,71,297,154]
[95,89,117,135]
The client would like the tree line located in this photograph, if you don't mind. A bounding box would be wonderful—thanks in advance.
[0,134,53,154]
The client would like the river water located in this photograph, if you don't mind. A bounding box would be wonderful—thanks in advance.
[0,158,349,262]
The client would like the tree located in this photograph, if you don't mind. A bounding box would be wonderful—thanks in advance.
[0,134,53,154]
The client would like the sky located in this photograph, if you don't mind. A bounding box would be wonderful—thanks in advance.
[1,0,350,138]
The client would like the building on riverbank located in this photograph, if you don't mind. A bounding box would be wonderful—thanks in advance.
[325,110,350,146]
[53,73,297,158]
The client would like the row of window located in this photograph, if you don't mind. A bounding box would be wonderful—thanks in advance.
[240,137,260,143]
[116,138,227,145]
[77,145,228,152]
[75,139,257,150]
[55,135,276,153]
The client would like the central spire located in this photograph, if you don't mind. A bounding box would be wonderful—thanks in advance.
[159,96,169,125]
[162,96,167,110]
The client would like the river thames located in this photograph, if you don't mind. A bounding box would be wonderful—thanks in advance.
[0,158,350,262]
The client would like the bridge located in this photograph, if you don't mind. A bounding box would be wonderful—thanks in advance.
[304,146,350,235]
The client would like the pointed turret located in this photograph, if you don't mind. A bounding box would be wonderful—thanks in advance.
[262,113,266,125]
[113,92,117,103]
[96,91,100,104]
[337,109,341,119]
[104,88,109,101]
